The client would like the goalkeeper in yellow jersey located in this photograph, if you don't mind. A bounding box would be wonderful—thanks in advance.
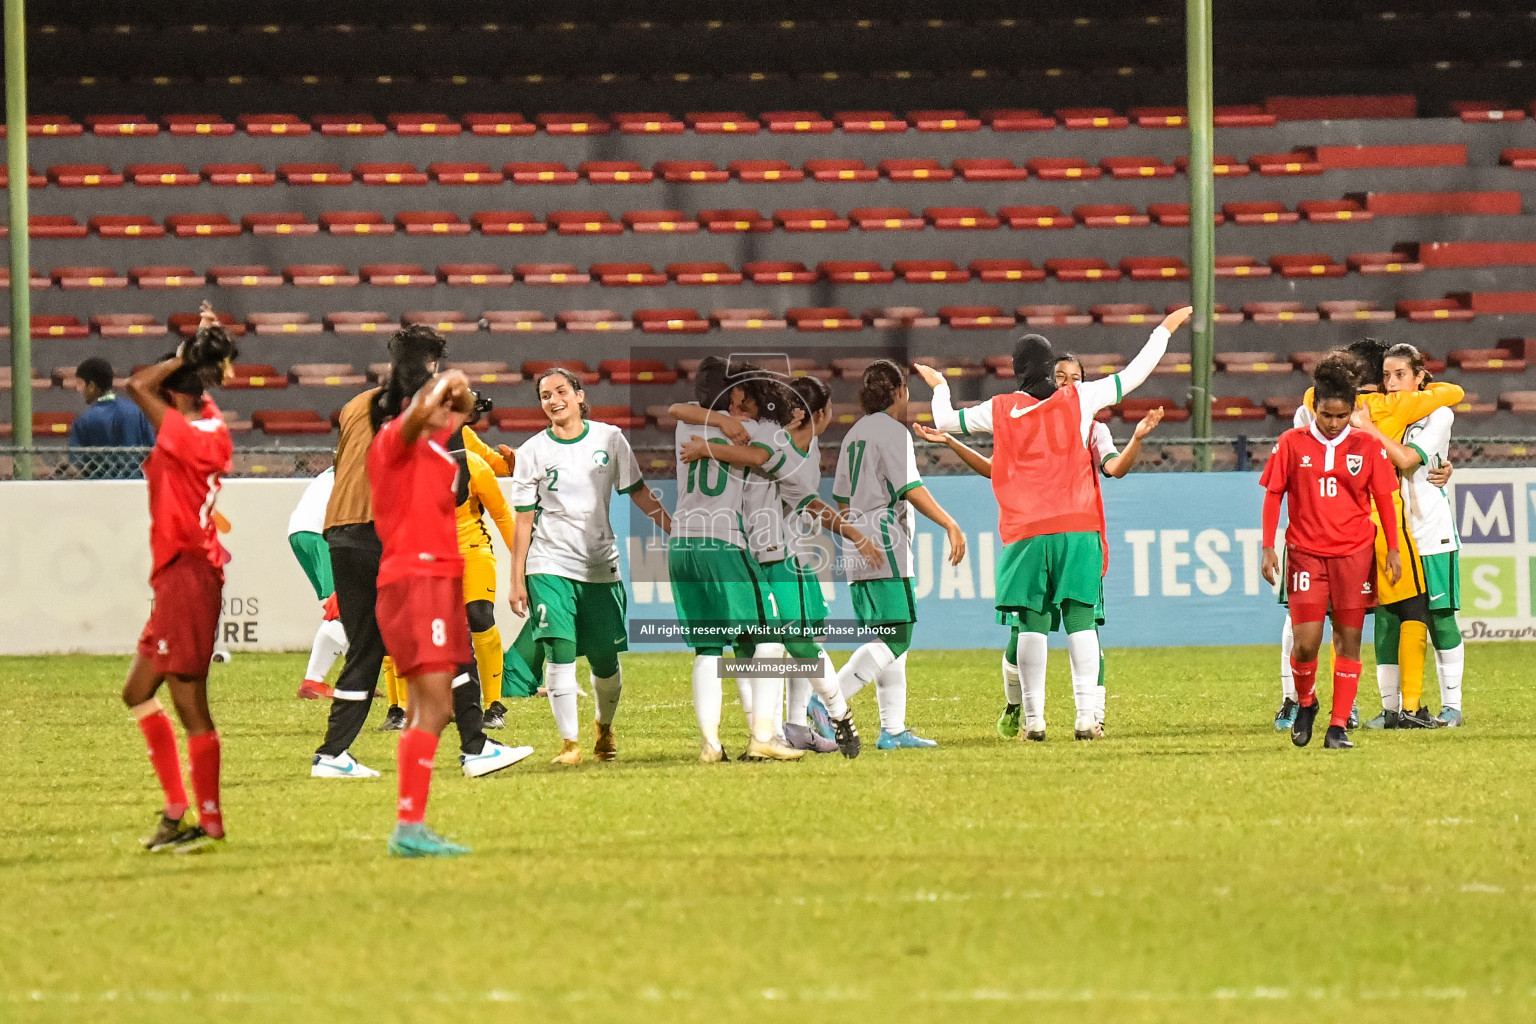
[381,396,519,730]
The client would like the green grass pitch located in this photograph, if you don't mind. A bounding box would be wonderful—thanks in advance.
[3,644,1534,1024]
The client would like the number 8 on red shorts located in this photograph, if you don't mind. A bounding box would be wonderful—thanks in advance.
[376,575,472,678]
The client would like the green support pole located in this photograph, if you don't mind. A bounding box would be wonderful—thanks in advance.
[5,0,30,475]
[1186,0,1215,471]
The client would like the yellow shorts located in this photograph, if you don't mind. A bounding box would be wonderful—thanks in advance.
[1374,492,1425,605]
[462,546,497,605]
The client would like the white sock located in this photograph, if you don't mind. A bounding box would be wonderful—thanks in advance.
[874,652,908,734]
[593,667,621,726]
[736,676,753,731]
[1377,664,1402,713]
[786,676,812,727]
[1280,617,1296,702]
[807,651,850,719]
[1066,629,1100,729]
[750,642,786,743]
[836,642,897,701]
[1016,632,1048,731]
[304,618,347,682]
[1002,654,1022,705]
[1436,643,1465,710]
[692,655,723,749]
[544,662,580,742]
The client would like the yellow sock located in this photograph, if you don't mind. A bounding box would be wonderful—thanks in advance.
[383,656,405,709]
[474,627,504,706]
[1399,620,1429,713]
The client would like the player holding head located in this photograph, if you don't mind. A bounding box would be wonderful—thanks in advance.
[1350,344,1466,727]
[832,359,966,749]
[1261,352,1403,750]
[917,350,1164,739]
[509,368,672,765]
[121,301,236,853]
[923,308,1191,741]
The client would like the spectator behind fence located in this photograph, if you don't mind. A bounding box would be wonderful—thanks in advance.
[68,357,156,478]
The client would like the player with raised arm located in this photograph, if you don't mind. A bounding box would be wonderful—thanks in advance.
[922,307,1192,742]
[1261,352,1403,750]
[831,360,965,749]
[915,349,1164,739]
[287,467,345,700]
[121,302,236,854]
[510,368,672,765]
[677,370,880,759]
[1351,344,1466,728]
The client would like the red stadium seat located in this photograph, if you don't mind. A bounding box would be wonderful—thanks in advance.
[700,209,774,233]
[926,206,1000,230]
[226,364,287,389]
[26,315,87,338]
[254,410,330,435]
[1174,154,1251,178]
[1319,300,1395,322]
[589,407,647,430]
[1100,156,1175,179]
[19,114,80,137]
[1223,202,1298,225]
[1243,302,1319,323]
[787,307,863,331]
[1148,203,1226,226]
[31,412,76,436]
[494,408,551,433]
[388,114,461,136]
[166,214,239,238]
[1000,205,1073,230]
[132,265,201,288]
[361,264,435,286]
[821,261,895,284]
[1349,250,1424,274]
[321,211,394,235]
[0,164,45,188]
[1092,304,1158,326]
[850,207,924,231]
[775,208,850,232]
[1270,254,1348,278]
[429,162,503,185]
[396,211,471,235]
[28,215,87,238]
[895,260,969,283]
[523,360,600,385]
[1120,257,1190,281]
[52,266,127,289]
[580,161,653,184]
[711,309,788,331]
[591,263,666,286]
[1249,152,1323,176]
[970,259,1045,283]
[805,159,877,183]
[1214,105,1276,127]
[910,109,980,132]
[210,264,282,287]
[205,163,275,186]
[536,113,611,135]
[403,312,479,333]
[866,308,939,329]
[655,160,727,183]
[1500,149,1536,170]
[506,162,577,185]
[730,160,803,183]
[128,163,200,186]
[602,359,681,382]
[1026,158,1100,181]
[1298,199,1371,223]
[555,312,632,333]
[440,264,513,286]
[1210,397,1268,422]
[633,310,709,334]
[484,311,556,334]
[326,312,398,334]
[744,261,817,284]
[314,114,386,136]
[1215,255,1273,278]
[982,108,1057,130]
[624,210,700,234]
[1057,107,1128,130]
[1045,258,1121,282]
[252,314,324,336]
[687,111,759,134]
[474,211,546,236]
[242,213,316,236]
[1215,352,1289,375]
[50,164,123,187]
[90,215,163,238]
[1075,204,1150,228]
[465,113,535,136]
[1018,305,1092,327]
[279,163,351,185]
[762,111,834,133]
[615,112,685,134]
[292,362,364,383]
[1398,299,1474,322]
[356,162,427,186]
[834,110,907,132]
[239,114,311,136]
[548,211,622,235]
[92,314,165,338]
[939,306,1014,329]
[880,158,952,182]
[1119,397,1189,422]
[516,263,590,285]
[667,262,742,285]
[1129,106,1188,128]
[953,158,1027,182]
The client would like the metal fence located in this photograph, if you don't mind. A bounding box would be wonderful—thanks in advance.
[5,438,1536,480]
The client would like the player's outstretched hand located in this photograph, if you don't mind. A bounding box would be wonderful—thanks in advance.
[1428,460,1453,487]
[1160,306,1193,334]
[945,522,967,566]
[1261,547,1280,587]
[679,435,711,463]
[1385,548,1403,586]
[912,422,949,444]
[911,362,946,389]
[1133,405,1165,439]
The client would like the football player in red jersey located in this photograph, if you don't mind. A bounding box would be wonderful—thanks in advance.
[120,302,237,853]
[1261,351,1402,750]
[370,369,533,857]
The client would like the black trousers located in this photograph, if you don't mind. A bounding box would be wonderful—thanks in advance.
[316,523,487,758]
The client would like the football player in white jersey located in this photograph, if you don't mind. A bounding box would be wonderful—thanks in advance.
[831,360,966,749]
[509,368,672,764]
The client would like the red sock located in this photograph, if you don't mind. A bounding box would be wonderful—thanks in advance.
[397,728,439,825]
[187,732,224,839]
[1291,657,1319,707]
[1331,657,1362,728]
[135,709,188,820]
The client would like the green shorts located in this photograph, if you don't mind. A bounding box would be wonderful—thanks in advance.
[995,531,1103,625]
[1421,551,1460,612]
[850,577,916,627]
[289,531,334,600]
[761,556,829,639]
[525,573,628,657]
[668,537,766,648]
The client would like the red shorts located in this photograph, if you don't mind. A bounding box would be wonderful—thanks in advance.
[376,575,471,678]
[137,554,223,677]
[1286,544,1376,625]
